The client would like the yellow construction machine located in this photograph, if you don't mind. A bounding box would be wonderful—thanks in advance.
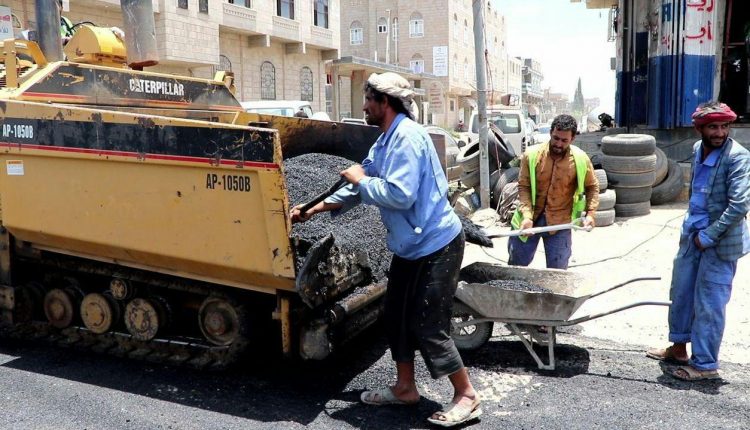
[0,1,384,366]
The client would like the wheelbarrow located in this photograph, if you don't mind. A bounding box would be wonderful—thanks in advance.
[451,262,671,370]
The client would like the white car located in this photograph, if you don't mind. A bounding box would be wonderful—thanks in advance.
[340,117,368,125]
[240,100,314,118]
[532,124,551,145]
[464,107,527,155]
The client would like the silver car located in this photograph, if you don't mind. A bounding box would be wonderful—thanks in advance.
[425,126,464,181]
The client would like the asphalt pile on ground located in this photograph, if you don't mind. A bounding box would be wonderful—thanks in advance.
[285,153,391,282]
[486,279,551,294]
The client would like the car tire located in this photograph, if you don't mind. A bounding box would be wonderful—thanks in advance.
[615,186,652,204]
[598,189,616,211]
[589,151,604,169]
[594,169,608,190]
[615,201,651,218]
[601,134,656,156]
[606,170,656,188]
[594,208,616,227]
[653,147,668,185]
[457,142,501,173]
[651,159,684,205]
[491,167,520,207]
[601,154,657,174]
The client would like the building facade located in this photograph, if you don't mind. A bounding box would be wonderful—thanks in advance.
[338,0,508,128]
[6,0,340,112]
[520,57,544,122]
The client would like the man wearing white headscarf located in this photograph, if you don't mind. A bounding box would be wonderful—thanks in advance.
[291,72,481,427]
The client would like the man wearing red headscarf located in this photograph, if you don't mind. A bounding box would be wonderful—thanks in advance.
[647,101,750,381]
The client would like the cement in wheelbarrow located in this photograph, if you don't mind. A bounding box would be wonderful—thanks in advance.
[456,262,598,323]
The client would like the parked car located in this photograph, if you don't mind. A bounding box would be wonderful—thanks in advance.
[240,100,314,118]
[532,123,551,145]
[462,107,527,156]
[425,125,464,182]
[340,117,368,125]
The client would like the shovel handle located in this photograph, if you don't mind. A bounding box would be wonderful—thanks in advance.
[299,177,348,215]
[485,223,591,238]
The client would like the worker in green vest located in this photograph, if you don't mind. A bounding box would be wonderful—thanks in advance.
[57,0,75,43]
[508,114,599,269]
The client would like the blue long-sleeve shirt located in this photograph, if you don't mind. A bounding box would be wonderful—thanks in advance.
[325,114,461,259]
[684,143,722,248]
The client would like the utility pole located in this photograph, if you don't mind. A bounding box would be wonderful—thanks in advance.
[472,0,490,208]
[385,9,391,64]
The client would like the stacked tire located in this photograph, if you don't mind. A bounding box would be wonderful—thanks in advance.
[456,128,515,188]
[600,134,656,218]
[593,167,616,227]
[650,150,683,205]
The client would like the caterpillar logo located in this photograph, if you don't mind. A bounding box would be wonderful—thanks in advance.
[129,78,185,96]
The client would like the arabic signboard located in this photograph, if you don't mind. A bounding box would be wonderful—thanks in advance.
[428,81,444,114]
[433,46,448,77]
[0,7,13,39]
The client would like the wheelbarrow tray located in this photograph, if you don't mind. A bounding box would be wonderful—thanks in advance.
[456,262,597,323]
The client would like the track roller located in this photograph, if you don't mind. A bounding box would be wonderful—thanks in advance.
[109,278,134,301]
[198,297,246,346]
[124,297,169,341]
[80,293,121,334]
[43,288,82,329]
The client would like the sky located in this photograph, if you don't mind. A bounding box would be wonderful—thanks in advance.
[495,0,617,113]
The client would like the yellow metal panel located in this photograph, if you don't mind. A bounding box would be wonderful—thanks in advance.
[0,134,295,294]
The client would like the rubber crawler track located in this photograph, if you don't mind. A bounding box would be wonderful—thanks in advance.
[0,322,243,370]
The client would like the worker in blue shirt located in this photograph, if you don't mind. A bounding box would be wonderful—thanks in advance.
[290,72,480,427]
[647,102,750,381]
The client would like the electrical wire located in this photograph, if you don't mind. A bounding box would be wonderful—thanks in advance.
[569,211,685,267]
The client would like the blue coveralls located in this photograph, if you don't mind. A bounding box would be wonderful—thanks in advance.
[668,148,737,371]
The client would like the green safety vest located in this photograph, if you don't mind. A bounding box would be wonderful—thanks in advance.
[511,144,589,241]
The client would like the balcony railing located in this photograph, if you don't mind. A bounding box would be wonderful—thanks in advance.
[272,15,300,41]
[222,2,258,33]
[310,25,333,48]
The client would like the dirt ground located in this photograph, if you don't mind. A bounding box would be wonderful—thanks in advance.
[463,202,750,365]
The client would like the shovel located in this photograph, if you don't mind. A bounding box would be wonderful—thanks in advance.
[298,177,348,216]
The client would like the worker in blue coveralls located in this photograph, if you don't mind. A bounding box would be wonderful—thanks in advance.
[647,102,750,381]
[290,72,481,428]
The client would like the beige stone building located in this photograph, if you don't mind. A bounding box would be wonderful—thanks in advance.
[6,0,339,112]
[338,0,508,128]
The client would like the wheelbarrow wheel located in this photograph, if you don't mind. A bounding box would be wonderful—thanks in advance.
[451,301,493,351]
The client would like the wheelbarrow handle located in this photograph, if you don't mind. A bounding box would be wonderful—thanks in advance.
[298,177,348,215]
[588,276,661,299]
[484,222,591,239]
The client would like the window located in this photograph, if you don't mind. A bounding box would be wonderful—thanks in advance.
[300,67,313,102]
[409,12,423,38]
[450,100,455,112]
[261,61,276,100]
[350,21,363,45]
[463,20,469,45]
[199,0,208,13]
[277,0,294,19]
[410,55,424,74]
[228,0,252,7]
[178,0,187,9]
[453,55,460,78]
[392,18,398,41]
[377,17,388,34]
[453,14,459,40]
[314,0,328,28]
